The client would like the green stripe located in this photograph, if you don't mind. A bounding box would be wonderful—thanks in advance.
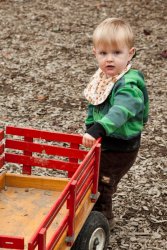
[85,69,149,139]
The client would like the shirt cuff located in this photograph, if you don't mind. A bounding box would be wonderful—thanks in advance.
[85,123,94,130]
[86,122,106,139]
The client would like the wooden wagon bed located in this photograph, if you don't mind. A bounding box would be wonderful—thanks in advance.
[0,126,101,250]
[0,173,68,247]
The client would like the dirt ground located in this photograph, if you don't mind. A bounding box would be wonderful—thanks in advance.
[0,0,167,249]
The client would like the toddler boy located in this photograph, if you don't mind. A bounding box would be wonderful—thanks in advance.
[82,17,149,229]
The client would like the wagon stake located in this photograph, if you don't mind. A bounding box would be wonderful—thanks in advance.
[65,235,75,246]
[90,192,99,202]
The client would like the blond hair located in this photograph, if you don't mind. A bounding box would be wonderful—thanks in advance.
[93,18,134,49]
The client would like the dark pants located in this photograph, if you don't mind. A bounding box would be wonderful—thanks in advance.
[94,149,139,219]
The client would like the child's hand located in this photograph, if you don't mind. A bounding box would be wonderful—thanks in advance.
[82,133,96,148]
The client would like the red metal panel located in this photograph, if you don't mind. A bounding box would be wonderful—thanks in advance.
[0,156,4,168]
[0,143,4,155]
[76,173,94,209]
[72,151,95,182]
[6,126,82,144]
[46,215,68,250]
[0,235,24,249]
[0,143,4,168]
[66,180,77,246]
[5,153,79,172]
[69,143,79,162]
[23,136,33,175]
[76,161,94,195]
[28,240,38,250]
[91,143,101,201]
[38,228,46,250]
[0,130,4,141]
[68,143,79,178]
[5,139,87,160]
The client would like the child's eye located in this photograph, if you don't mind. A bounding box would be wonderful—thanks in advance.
[113,50,121,55]
[99,51,107,56]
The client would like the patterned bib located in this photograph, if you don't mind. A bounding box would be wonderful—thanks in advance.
[84,64,131,105]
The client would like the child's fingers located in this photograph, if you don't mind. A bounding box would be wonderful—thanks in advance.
[82,134,95,147]
[82,137,91,147]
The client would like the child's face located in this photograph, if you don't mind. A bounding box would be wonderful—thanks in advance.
[93,43,135,77]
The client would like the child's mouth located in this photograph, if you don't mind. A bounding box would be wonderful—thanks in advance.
[106,65,114,69]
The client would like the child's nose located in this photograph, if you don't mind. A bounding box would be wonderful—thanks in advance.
[106,53,113,61]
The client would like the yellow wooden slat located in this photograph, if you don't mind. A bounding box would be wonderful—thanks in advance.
[5,173,69,191]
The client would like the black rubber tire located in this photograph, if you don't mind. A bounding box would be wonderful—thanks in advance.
[71,211,110,250]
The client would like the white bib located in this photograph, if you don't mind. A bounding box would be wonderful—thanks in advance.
[84,64,131,105]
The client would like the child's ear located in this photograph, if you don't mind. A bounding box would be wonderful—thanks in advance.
[93,47,96,56]
[129,47,136,60]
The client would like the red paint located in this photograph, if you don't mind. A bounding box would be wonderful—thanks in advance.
[0,126,101,249]
[0,235,24,249]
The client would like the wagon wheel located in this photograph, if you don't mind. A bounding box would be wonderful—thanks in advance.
[71,211,110,250]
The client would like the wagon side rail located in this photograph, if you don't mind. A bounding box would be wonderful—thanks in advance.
[1,126,101,249]
[4,126,88,176]
[28,140,101,250]
[0,130,4,169]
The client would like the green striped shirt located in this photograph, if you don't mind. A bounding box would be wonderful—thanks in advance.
[85,69,149,140]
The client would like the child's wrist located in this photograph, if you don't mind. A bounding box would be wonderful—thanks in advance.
[86,122,106,139]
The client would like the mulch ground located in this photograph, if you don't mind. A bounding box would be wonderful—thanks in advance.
[0,0,166,249]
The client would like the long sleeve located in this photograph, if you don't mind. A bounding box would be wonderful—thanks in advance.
[85,103,94,126]
[87,84,144,139]
[98,85,144,135]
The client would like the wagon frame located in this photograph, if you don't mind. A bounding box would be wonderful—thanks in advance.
[0,126,106,250]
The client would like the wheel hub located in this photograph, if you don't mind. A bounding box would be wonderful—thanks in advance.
[89,227,106,250]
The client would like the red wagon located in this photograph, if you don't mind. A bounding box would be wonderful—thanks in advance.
[0,126,109,250]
